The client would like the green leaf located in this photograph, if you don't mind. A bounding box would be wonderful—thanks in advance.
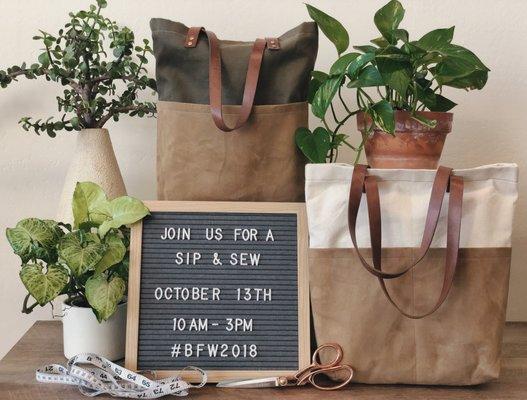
[347,52,376,78]
[394,29,409,43]
[307,79,322,104]
[97,196,150,237]
[439,69,488,90]
[371,37,390,48]
[378,69,410,97]
[415,83,457,112]
[307,71,329,104]
[295,127,331,163]
[347,65,384,88]
[370,100,395,134]
[330,53,359,76]
[311,70,329,82]
[376,47,411,61]
[411,113,437,129]
[72,182,110,228]
[374,0,405,45]
[20,263,69,306]
[311,76,343,119]
[43,219,65,241]
[38,52,50,68]
[94,233,126,275]
[85,274,126,322]
[311,75,343,119]
[376,47,411,95]
[434,44,489,90]
[6,218,58,263]
[70,116,80,130]
[437,44,489,71]
[112,259,129,282]
[431,43,489,89]
[402,42,428,63]
[306,4,349,54]
[43,37,54,47]
[58,232,105,276]
[416,27,455,50]
[353,45,378,54]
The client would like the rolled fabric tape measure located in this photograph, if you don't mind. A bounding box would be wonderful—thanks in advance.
[36,353,207,398]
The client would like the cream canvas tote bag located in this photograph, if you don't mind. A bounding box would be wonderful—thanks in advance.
[306,163,518,385]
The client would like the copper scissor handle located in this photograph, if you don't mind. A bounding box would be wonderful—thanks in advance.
[294,343,353,390]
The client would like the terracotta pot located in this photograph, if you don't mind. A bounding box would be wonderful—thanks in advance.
[357,111,453,169]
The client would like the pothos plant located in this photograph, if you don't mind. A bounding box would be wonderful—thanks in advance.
[0,0,156,137]
[296,0,489,163]
[6,182,149,322]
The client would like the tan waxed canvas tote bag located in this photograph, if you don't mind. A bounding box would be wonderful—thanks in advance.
[151,19,318,201]
[306,163,518,385]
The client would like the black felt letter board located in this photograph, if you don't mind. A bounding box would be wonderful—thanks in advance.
[135,211,300,372]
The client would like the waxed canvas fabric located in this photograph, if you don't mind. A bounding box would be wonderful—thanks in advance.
[157,101,306,201]
[305,164,518,385]
[151,20,318,201]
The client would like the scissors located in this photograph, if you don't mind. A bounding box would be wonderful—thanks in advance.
[216,343,353,390]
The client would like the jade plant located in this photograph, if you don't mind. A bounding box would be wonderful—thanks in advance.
[0,0,156,137]
[6,182,149,321]
[296,0,489,163]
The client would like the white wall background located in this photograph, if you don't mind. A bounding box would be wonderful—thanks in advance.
[0,0,525,358]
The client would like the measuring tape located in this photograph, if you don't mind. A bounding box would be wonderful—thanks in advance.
[36,353,207,398]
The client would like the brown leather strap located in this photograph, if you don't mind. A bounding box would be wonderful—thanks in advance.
[369,173,463,318]
[348,164,453,279]
[184,26,202,47]
[185,27,276,132]
[348,165,464,319]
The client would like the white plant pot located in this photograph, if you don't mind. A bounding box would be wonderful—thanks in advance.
[62,302,127,361]
[56,128,126,224]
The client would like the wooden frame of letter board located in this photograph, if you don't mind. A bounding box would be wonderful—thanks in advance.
[125,201,310,383]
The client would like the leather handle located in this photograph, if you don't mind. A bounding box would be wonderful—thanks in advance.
[369,173,463,319]
[348,164,453,279]
[347,165,464,319]
[185,27,277,132]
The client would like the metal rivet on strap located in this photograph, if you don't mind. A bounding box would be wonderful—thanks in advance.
[189,36,194,40]
[188,41,193,45]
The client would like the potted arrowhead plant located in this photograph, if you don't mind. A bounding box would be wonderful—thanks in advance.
[296,0,489,168]
[6,182,149,360]
[0,0,156,221]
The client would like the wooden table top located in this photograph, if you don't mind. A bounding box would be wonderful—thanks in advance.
[1,321,526,399]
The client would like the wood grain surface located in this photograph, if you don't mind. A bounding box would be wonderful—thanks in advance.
[0,321,526,399]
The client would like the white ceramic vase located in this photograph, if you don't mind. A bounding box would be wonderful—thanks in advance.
[62,302,127,361]
[56,128,126,224]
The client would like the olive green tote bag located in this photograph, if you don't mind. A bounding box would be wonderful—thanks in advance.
[151,19,318,201]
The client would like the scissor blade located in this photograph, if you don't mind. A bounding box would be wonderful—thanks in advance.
[216,377,279,388]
